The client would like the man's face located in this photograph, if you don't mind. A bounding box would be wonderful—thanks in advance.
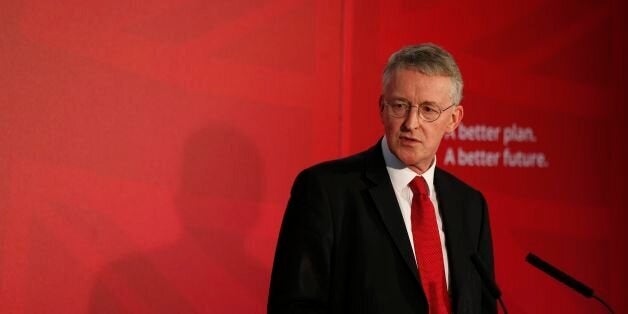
[380,68,463,173]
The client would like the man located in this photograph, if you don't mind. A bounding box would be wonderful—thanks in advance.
[268,43,496,314]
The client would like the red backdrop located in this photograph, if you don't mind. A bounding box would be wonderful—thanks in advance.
[1,0,627,313]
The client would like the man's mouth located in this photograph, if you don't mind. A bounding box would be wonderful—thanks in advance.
[399,135,420,144]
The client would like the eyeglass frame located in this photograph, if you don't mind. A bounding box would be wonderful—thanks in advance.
[379,96,457,122]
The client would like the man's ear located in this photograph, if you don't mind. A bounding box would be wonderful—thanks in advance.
[446,104,464,133]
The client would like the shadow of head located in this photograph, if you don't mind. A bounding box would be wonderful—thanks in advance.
[175,124,263,237]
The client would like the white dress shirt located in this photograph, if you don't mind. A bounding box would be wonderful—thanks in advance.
[381,137,450,288]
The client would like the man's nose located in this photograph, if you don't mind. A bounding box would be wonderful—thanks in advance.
[401,107,420,130]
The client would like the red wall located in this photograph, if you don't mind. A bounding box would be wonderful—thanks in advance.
[1,0,627,313]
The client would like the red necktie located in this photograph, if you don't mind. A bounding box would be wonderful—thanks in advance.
[409,176,451,314]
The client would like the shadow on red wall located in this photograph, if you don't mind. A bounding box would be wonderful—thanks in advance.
[89,124,268,313]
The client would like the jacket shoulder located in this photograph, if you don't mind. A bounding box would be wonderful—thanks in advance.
[297,145,378,180]
[435,167,484,197]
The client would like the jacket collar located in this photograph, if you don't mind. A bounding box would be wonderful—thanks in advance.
[364,140,420,282]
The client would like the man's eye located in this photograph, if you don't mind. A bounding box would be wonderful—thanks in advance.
[392,103,407,109]
[421,105,437,113]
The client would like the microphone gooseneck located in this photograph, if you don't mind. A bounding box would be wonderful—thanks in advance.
[470,253,508,314]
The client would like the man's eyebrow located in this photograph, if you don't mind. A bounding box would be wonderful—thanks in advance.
[387,96,410,102]
[418,101,437,106]
[388,96,438,106]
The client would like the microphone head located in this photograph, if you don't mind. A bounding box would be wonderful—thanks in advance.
[526,253,594,298]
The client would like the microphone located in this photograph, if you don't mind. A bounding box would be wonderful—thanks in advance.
[470,253,508,314]
[526,252,614,313]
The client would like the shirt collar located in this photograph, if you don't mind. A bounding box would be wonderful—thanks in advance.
[381,136,436,196]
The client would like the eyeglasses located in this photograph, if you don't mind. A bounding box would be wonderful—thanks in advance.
[382,99,456,122]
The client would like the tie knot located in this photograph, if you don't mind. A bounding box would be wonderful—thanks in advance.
[409,176,429,197]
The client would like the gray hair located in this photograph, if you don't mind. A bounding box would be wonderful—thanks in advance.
[382,43,463,106]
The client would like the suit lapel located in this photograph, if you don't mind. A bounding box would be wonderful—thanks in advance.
[363,142,420,283]
[434,168,478,313]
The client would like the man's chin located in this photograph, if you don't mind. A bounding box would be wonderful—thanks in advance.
[397,153,433,172]
[398,156,420,168]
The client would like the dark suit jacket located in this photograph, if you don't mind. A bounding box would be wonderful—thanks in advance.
[268,141,496,314]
